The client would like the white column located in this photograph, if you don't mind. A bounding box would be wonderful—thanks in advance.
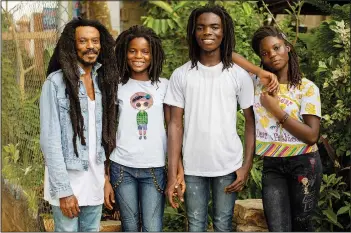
[107,1,121,35]
[57,1,69,35]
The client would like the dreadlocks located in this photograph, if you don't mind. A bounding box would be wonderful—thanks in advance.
[187,4,235,70]
[251,26,302,88]
[115,25,165,85]
[46,18,118,158]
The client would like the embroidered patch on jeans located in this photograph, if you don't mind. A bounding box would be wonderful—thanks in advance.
[298,176,309,194]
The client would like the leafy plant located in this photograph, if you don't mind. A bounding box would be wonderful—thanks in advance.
[1,14,45,219]
[312,20,351,159]
[2,143,44,215]
[314,174,350,231]
[163,206,187,232]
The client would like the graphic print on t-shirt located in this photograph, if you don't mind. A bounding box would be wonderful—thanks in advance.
[130,92,154,140]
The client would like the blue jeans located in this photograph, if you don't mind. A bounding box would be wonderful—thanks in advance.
[110,162,166,232]
[51,204,102,232]
[185,173,237,232]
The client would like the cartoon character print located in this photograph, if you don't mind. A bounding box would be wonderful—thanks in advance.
[130,92,154,140]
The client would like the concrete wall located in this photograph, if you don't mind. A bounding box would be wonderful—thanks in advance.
[276,14,330,31]
[120,1,145,31]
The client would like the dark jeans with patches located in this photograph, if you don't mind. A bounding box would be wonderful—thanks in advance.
[110,161,166,232]
[262,151,322,232]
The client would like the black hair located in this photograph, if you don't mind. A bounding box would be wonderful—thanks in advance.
[187,4,235,70]
[46,18,118,158]
[115,25,165,85]
[252,26,302,88]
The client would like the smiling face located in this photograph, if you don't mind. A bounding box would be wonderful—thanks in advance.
[195,12,223,52]
[75,26,101,67]
[127,37,151,75]
[259,36,290,72]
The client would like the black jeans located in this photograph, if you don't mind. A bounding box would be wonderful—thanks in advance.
[262,151,322,232]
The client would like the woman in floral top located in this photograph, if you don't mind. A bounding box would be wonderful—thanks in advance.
[251,26,322,232]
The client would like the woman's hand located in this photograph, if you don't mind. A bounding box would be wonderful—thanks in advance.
[260,91,280,115]
[258,69,279,93]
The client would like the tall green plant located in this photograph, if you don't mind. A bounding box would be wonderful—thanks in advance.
[1,14,44,216]
[313,20,351,159]
[314,174,350,231]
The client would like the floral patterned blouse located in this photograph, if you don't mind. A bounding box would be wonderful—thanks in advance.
[253,78,321,157]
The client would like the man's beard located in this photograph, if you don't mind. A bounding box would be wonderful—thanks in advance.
[77,55,96,67]
[77,49,99,67]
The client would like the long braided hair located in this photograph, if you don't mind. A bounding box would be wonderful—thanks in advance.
[251,26,302,88]
[46,18,118,158]
[187,4,235,70]
[115,25,165,85]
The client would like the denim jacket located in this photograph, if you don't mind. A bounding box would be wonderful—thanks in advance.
[40,63,106,199]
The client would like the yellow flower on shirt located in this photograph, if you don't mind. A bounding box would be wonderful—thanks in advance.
[300,79,308,90]
[291,109,298,119]
[256,106,265,117]
[279,85,288,94]
[305,86,315,97]
[279,102,287,110]
[305,103,316,115]
[260,116,270,128]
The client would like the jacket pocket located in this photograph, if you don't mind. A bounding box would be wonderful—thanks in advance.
[58,98,70,157]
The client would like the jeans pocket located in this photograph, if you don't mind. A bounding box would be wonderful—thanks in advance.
[149,167,166,194]
[110,162,124,190]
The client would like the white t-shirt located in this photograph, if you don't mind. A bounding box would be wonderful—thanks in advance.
[44,98,105,206]
[164,61,254,177]
[253,77,321,157]
[109,78,169,168]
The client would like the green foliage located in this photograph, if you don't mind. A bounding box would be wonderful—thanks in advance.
[311,20,351,158]
[2,143,42,215]
[221,1,264,63]
[314,174,350,231]
[163,206,187,232]
[1,17,44,217]
[305,0,351,22]
[2,54,42,166]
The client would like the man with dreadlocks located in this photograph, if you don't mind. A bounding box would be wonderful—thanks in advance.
[251,26,322,232]
[164,4,277,231]
[40,18,118,231]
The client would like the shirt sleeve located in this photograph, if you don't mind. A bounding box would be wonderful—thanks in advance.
[40,78,74,199]
[236,67,255,110]
[300,81,321,117]
[164,68,185,109]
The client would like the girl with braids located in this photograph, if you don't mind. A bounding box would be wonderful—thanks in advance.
[103,25,185,231]
[40,18,118,231]
[251,26,322,231]
[165,4,278,232]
